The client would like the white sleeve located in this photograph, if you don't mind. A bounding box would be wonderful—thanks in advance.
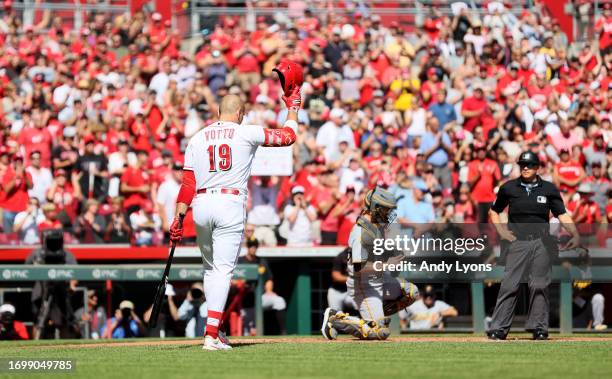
[156,183,167,204]
[183,140,195,171]
[282,119,298,134]
[434,300,451,313]
[240,125,267,146]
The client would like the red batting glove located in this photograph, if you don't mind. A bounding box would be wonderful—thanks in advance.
[282,86,302,112]
[169,217,184,244]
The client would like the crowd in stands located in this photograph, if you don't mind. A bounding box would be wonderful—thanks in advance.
[0,1,611,248]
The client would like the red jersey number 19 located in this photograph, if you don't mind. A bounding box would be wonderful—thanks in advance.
[208,144,232,172]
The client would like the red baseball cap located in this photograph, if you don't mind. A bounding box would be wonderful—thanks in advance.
[83,135,96,144]
[54,169,67,177]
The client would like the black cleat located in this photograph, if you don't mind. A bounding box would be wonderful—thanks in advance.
[532,329,548,340]
[321,308,338,340]
[487,330,507,340]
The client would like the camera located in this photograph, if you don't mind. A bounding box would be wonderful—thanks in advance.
[41,229,66,264]
[121,308,132,320]
[0,311,14,327]
[190,288,204,300]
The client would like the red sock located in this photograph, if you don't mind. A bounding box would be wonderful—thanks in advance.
[206,310,223,339]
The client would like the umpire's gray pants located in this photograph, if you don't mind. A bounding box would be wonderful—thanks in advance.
[490,239,551,334]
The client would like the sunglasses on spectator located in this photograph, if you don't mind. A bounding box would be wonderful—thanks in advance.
[520,164,538,170]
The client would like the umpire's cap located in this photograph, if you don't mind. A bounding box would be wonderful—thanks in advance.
[517,151,540,166]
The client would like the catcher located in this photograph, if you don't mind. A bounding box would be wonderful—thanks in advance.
[321,187,419,340]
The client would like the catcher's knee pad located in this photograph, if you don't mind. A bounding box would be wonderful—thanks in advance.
[383,280,419,316]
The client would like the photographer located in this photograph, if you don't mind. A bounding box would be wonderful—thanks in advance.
[178,282,207,338]
[13,197,44,244]
[25,228,79,339]
[279,186,318,246]
[102,300,145,339]
[0,304,30,340]
[74,290,107,339]
[144,284,179,337]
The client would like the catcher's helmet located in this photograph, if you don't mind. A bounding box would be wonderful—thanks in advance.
[273,59,304,94]
[517,151,540,166]
[364,186,397,225]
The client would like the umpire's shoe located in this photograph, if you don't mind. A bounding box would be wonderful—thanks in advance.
[532,329,549,341]
[486,330,507,340]
[321,308,338,340]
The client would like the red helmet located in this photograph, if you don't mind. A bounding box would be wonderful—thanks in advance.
[273,59,303,94]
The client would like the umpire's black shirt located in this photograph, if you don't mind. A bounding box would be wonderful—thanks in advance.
[491,176,566,236]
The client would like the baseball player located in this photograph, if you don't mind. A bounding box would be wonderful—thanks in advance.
[169,61,303,350]
[321,187,419,340]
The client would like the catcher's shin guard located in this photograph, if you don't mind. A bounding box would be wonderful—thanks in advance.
[383,280,419,316]
[330,312,391,340]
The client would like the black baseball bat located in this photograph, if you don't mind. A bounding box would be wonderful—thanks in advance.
[149,213,185,329]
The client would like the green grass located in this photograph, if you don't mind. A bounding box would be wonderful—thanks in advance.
[1,335,611,379]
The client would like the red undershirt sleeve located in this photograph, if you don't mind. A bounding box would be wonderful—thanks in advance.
[176,169,196,205]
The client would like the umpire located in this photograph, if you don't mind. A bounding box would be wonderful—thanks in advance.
[487,151,580,340]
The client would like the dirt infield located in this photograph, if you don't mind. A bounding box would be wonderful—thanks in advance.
[22,335,612,349]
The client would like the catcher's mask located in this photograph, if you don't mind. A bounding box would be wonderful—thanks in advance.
[273,59,304,94]
[364,187,397,225]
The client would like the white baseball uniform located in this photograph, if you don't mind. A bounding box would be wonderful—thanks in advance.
[183,120,297,314]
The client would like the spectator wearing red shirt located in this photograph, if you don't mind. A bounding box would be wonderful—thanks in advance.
[553,149,586,194]
[120,150,151,215]
[46,169,81,227]
[38,203,62,232]
[313,171,342,245]
[233,39,261,92]
[17,109,52,167]
[496,62,522,101]
[572,183,602,238]
[148,13,167,47]
[336,187,363,246]
[461,86,493,133]
[454,184,477,223]
[0,154,32,232]
[516,55,535,86]
[130,113,153,152]
[595,3,612,51]
[467,147,501,223]
[420,68,445,109]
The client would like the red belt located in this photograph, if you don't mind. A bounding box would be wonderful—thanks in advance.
[197,188,241,196]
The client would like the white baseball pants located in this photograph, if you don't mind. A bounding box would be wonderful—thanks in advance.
[192,193,247,313]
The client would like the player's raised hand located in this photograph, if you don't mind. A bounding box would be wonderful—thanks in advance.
[282,86,302,112]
